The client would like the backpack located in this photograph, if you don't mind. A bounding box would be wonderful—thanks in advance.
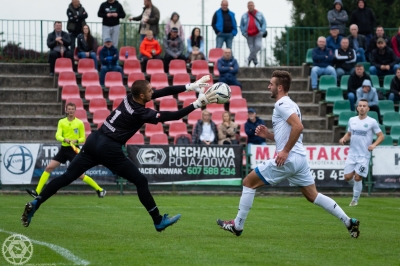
[176,135,191,145]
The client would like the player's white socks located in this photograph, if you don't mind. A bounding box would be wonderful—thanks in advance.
[313,193,351,228]
[353,180,362,202]
[234,186,256,230]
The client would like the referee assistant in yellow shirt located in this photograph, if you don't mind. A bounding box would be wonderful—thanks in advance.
[26,102,106,198]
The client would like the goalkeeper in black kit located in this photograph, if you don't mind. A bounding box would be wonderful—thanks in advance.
[22,75,217,232]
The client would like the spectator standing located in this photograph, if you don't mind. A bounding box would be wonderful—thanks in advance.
[347,64,371,111]
[217,48,242,88]
[47,21,73,77]
[356,80,382,124]
[348,24,367,62]
[326,26,343,51]
[327,0,348,36]
[335,38,356,81]
[129,0,160,41]
[192,109,218,145]
[218,111,239,145]
[66,0,88,52]
[140,30,162,71]
[163,27,186,73]
[77,25,98,68]
[240,1,267,67]
[349,0,376,47]
[310,36,336,90]
[212,0,237,49]
[99,38,123,86]
[98,0,126,48]
[187,27,206,63]
[245,108,266,153]
[391,27,400,59]
[366,26,392,57]
[369,38,400,77]
[165,12,184,41]
[389,68,400,103]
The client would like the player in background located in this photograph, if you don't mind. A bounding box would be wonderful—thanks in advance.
[217,70,361,238]
[25,102,106,198]
[339,99,384,206]
[22,76,217,232]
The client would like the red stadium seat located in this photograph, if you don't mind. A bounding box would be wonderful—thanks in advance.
[112,97,124,110]
[173,133,192,144]
[211,110,225,125]
[164,119,183,125]
[61,85,80,101]
[89,98,107,114]
[150,133,169,145]
[168,122,188,138]
[81,72,100,88]
[239,125,248,142]
[146,59,164,76]
[182,99,194,108]
[65,98,84,110]
[208,48,223,65]
[169,59,187,76]
[96,46,103,62]
[234,111,248,126]
[213,67,220,77]
[145,100,155,109]
[230,85,242,100]
[55,58,73,74]
[74,47,79,62]
[205,103,224,113]
[108,85,127,101]
[78,58,97,74]
[83,121,91,135]
[128,72,145,86]
[173,73,191,86]
[126,133,145,145]
[85,85,104,101]
[123,59,141,75]
[93,109,110,125]
[75,109,89,123]
[58,71,77,88]
[159,98,178,111]
[145,123,164,138]
[229,98,248,114]
[119,46,138,62]
[150,73,169,89]
[187,109,202,127]
[191,60,210,76]
[178,90,196,102]
[105,72,123,88]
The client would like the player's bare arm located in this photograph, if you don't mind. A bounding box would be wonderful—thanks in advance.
[276,113,303,167]
[369,132,385,151]
[339,132,351,145]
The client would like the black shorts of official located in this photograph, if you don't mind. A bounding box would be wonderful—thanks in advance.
[53,146,78,164]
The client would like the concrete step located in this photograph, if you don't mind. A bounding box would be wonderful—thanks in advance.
[239,78,309,91]
[0,88,59,102]
[237,66,303,79]
[0,75,54,88]
[302,129,333,144]
[242,91,314,104]
[248,102,320,116]
[0,63,50,76]
[259,115,327,130]
[0,126,56,141]
[0,102,62,115]
[0,115,61,127]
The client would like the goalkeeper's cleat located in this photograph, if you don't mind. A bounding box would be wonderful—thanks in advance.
[21,200,38,227]
[154,214,181,232]
[25,189,38,198]
[347,218,360,238]
[349,200,358,206]
[216,219,243,236]
[96,189,106,198]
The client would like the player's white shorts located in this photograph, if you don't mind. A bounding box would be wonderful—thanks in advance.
[344,155,370,178]
[254,152,314,187]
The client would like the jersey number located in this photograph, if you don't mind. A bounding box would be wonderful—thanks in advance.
[109,110,121,124]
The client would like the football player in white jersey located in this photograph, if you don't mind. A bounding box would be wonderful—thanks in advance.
[217,70,361,238]
[339,99,384,206]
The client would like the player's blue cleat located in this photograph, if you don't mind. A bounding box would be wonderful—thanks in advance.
[154,214,181,232]
[217,219,243,236]
[347,218,360,238]
[21,200,38,227]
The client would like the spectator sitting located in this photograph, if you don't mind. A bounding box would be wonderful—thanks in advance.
[347,63,371,111]
[163,27,186,73]
[335,37,356,81]
[348,24,367,62]
[192,109,218,145]
[389,68,400,103]
[47,21,73,76]
[327,0,348,37]
[391,27,400,59]
[326,25,343,51]
[164,12,184,41]
[218,111,239,145]
[217,48,242,88]
[66,0,88,51]
[366,26,392,57]
[245,108,266,153]
[99,37,123,86]
[349,0,376,47]
[356,79,382,124]
[140,30,162,71]
[212,0,237,49]
[187,27,206,63]
[369,38,400,77]
[129,0,160,41]
[77,25,98,68]
[311,36,336,90]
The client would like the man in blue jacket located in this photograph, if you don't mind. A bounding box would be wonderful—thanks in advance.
[99,37,123,86]
[212,0,237,49]
[244,108,266,153]
[326,25,343,51]
[311,36,337,90]
[217,48,242,88]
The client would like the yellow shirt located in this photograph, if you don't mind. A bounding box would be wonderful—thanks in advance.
[55,117,85,147]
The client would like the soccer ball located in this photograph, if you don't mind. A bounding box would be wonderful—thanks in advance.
[208,82,231,104]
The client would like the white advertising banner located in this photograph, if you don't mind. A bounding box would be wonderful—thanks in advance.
[372,146,400,188]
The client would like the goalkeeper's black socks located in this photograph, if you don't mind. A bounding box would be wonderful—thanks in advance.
[149,206,162,224]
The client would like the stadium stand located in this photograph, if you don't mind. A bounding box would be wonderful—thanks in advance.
[81,72,100,88]
[85,85,104,101]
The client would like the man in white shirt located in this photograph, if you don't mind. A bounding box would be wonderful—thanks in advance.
[192,109,218,145]
[339,99,384,206]
[217,70,361,239]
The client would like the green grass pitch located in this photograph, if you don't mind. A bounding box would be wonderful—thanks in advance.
[0,195,399,266]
